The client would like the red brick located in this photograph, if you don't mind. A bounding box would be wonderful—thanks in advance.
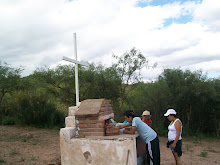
[84,132,91,136]
[91,132,104,136]
[85,128,98,132]
[92,124,105,128]
[105,100,109,104]
[79,124,88,128]
[84,120,97,124]
[106,132,120,136]
[97,128,104,132]
[86,116,98,120]
[76,115,87,118]
[105,104,112,107]
[78,120,84,124]
[99,112,104,116]
[78,134,85,138]
[100,107,105,112]
[97,120,104,124]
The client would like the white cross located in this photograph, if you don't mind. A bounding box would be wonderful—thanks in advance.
[63,33,89,106]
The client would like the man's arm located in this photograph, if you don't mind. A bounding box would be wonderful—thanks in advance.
[123,126,136,134]
[116,123,130,129]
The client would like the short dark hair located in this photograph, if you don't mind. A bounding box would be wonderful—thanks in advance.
[124,110,135,118]
[169,114,177,117]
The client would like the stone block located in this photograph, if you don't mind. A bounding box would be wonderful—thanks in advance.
[65,116,75,127]
[68,106,79,116]
[60,127,76,141]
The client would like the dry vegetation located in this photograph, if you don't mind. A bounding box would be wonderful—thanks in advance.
[0,125,219,165]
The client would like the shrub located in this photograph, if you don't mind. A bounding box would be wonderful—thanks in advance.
[153,121,167,136]
[6,92,65,128]
[199,150,208,157]
[1,116,15,125]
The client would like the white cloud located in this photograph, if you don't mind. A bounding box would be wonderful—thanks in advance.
[0,0,220,80]
[194,0,220,32]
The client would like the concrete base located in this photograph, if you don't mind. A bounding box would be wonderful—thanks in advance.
[60,131,138,165]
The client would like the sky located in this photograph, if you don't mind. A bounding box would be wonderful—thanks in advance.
[1,0,220,81]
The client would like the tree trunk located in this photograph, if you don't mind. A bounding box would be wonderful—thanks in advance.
[217,122,220,138]
[186,106,192,128]
[0,90,6,109]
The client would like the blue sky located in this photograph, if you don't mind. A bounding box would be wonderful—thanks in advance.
[137,0,201,7]
[137,0,200,27]
[163,15,193,27]
[0,0,220,80]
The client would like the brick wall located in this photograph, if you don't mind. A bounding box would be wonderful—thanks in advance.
[75,99,118,138]
[77,116,105,138]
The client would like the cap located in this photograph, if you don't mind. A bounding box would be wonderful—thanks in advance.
[164,109,177,116]
[142,110,151,116]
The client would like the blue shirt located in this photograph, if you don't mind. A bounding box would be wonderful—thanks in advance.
[132,117,157,143]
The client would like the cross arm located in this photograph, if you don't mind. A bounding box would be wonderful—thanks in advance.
[63,56,89,67]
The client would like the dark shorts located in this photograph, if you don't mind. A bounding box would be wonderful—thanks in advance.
[168,140,182,157]
[146,136,160,165]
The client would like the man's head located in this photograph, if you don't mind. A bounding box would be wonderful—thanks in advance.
[142,110,151,120]
[124,110,135,123]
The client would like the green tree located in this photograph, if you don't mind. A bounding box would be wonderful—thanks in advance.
[32,65,76,106]
[158,68,218,134]
[112,47,148,119]
[79,63,121,102]
[212,79,220,137]
[32,63,121,107]
[0,62,23,109]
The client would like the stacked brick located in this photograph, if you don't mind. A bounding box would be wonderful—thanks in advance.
[77,117,105,138]
[75,99,117,138]
[105,124,120,136]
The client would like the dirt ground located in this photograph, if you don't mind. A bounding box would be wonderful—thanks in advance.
[0,125,219,165]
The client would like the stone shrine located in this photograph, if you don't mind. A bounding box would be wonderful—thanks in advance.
[60,99,143,165]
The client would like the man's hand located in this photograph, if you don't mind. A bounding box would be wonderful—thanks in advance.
[116,123,129,129]
[123,126,136,134]
[123,130,128,134]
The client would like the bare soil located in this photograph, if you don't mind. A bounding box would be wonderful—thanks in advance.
[0,125,219,165]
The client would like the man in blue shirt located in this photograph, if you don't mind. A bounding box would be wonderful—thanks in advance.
[117,110,160,165]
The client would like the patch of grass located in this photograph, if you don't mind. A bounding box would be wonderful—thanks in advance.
[32,141,38,145]
[21,133,34,142]
[192,136,202,144]
[9,149,19,157]
[0,158,6,163]
[206,147,218,153]
[7,135,19,142]
[20,156,25,162]
[31,155,37,161]
[185,144,194,152]
[199,149,208,157]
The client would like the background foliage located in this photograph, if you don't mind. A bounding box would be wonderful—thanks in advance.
[0,48,219,137]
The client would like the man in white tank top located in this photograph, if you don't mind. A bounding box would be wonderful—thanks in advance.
[164,109,182,165]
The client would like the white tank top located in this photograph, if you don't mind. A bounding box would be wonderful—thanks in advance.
[168,119,182,141]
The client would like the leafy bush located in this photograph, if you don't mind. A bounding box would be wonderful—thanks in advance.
[1,116,15,125]
[153,121,167,136]
[199,150,208,157]
[4,92,65,128]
